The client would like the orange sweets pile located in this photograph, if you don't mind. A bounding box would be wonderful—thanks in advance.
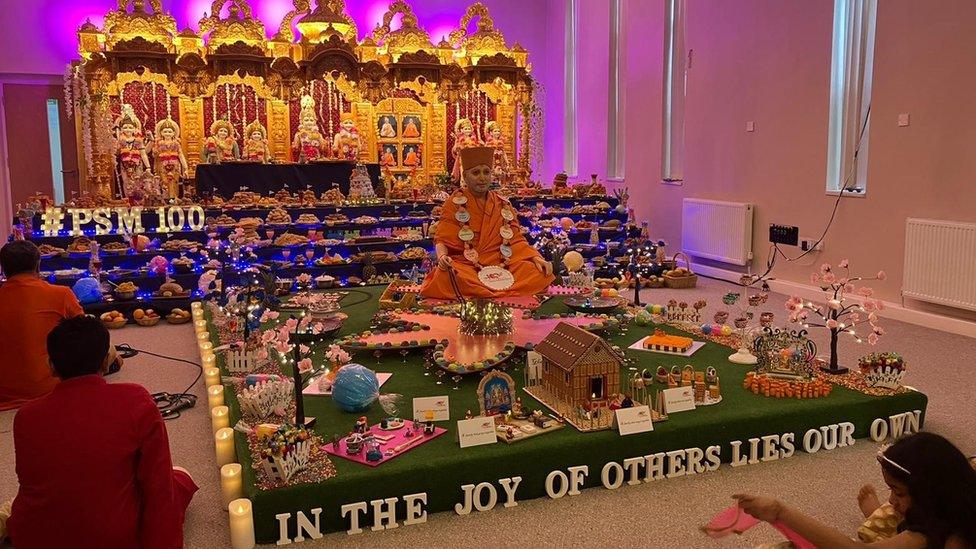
[743,371,833,399]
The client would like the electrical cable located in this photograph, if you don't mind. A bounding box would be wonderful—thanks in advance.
[115,343,202,420]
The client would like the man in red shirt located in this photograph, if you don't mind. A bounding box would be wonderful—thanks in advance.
[6,315,198,548]
[0,240,84,410]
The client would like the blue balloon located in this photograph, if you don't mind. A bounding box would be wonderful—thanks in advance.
[331,364,379,413]
[72,277,103,304]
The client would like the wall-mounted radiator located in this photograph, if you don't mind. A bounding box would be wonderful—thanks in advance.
[903,218,976,311]
[681,198,754,266]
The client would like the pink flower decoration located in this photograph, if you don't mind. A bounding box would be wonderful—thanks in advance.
[299,344,310,355]
[877,270,887,281]
[867,333,879,345]
[826,319,839,329]
[873,326,885,336]
[256,348,269,361]
[856,287,874,297]
[298,358,313,373]
[850,312,860,323]
[810,273,821,284]
[820,263,831,273]
[839,259,849,268]
[863,301,876,312]
[273,341,291,354]
[313,322,324,334]
[822,272,837,284]
[827,299,842,311]
[868,312,878,323]
[844,283,854,293]
[284,318,299,330]
[875,300,885,311]
[260,330,276,344]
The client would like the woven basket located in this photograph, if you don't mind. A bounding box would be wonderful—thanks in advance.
[135,315,161,327]
[645,276,665,288]
[103,318,127,329]
[664,252,698,289]
[166,314,192,324]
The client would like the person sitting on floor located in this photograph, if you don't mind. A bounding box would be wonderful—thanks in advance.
[0,240,84,410]
[5,315,198,548]
[734,432,976,548]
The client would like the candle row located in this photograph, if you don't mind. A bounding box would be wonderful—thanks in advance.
[193,302,254,549]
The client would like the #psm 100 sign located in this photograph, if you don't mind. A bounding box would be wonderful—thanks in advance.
[39,206,206,236]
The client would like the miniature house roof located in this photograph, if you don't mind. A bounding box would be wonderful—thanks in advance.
[534,322,621,372]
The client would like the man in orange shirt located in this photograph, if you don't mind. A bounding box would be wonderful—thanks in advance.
[0,240,84,410]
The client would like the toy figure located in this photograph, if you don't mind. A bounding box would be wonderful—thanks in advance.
[483,121,511,184]
[242,120,273,163]
[201,119,239,164]
[114,104,152,198]
[151,118,188,199]
[620,394,634,408]
[511,397,523,417]
[332,112,362,161]
[293,95,326,163]
[402,116,420,138]
[353,416,367,434]
[379,116,396,138]
[451,118,482,181]
[464,409,473,420]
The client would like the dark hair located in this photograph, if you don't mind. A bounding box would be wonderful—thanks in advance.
[882,432,976,547]
[47,315,110,379]
[1,240,40,277]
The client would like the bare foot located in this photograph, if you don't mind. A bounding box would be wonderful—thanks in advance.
[858,484,881,517]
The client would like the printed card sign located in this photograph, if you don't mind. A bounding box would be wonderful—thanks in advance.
[413,395,450,421]
[615,405,654,436]
[457,417,498,448]
[662,386,696,414]
[526,351,543,382]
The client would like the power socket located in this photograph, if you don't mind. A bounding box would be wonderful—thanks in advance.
[769,224,799,246]
[800,237,824,252]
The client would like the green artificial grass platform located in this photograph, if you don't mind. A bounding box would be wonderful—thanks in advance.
[209,287,927,543]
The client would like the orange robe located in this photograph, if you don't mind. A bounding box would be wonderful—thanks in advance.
[421,189,554,299]
[403,120,420,138]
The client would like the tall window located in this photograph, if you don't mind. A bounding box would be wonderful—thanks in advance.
[825,0,877,195]
[46,99,65,204]
[563,0,579,177]
[606,0,625,181]
[661,0,686,184]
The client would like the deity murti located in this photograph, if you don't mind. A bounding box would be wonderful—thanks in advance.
[379,116,396,138]
[202,119,239,164]
[293,95,326,163]
[332,112,362,161]
[152,118,188,198]
[451,118,482,181]
[484,121,511,185]
[242,121,273,163]
[114,104,152,198]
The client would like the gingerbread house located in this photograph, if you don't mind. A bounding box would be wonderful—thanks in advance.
[535,322,622,409]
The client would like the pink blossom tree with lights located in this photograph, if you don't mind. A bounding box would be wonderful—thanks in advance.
[785,260,887,374]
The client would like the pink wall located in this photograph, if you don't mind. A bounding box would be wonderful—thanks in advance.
[603,0,976,316]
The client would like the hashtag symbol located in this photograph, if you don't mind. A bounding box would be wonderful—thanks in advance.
[40,208,65,235]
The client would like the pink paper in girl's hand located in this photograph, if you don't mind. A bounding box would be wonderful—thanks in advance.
[703,505,816,549]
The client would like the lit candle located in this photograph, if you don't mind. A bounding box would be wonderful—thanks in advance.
[200,341,214,353]
[211,405,229,433]
[228,498,255,549]
[208,384,225,408]
[192,309,204,320]
[215,427,236,466]
[220,463,243,508]
[194,319,208,331]
[205,367,221,386]
[197,331,210,342]
[202,354,216,368]
[191,301,202,310]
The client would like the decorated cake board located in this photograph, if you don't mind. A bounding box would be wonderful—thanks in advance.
[495,417,564,444]
[628,338,706,357]
[324,423,446,467]
[521,386,615,432]
[303,372,393,396]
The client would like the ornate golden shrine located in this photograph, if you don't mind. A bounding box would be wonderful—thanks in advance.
[68,0,538,197]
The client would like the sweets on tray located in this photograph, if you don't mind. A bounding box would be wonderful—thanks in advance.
[161,239,198,251]
[208,214,237,227]
[320,188,345,204]
[274,233,310,247]
[643,329,694,353]
[38,244,65,257]
[295,213,320,224]
[324,213,349,224]
[102,241,129,254]
[266,208,292,225]
[744,372,833,399]
[67,237,92,253]
[227,191,258,206]
[397,247,428,260]
[351,215,378,224]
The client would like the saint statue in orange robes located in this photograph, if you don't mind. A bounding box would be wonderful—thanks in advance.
[421,147,554,300]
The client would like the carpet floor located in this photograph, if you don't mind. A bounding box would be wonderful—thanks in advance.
[1,277,973,548]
